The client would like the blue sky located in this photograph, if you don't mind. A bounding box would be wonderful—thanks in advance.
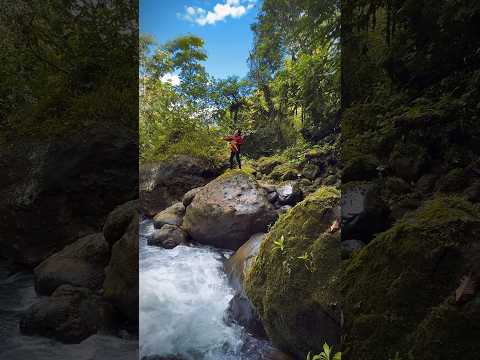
[140,0,260,79]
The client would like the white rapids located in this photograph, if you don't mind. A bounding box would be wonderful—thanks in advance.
[139,218,272,360]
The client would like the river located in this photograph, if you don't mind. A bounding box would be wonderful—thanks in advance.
[139,217,274,360]
[0,261,138,359]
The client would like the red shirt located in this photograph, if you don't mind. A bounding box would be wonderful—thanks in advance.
[224,135,244,153]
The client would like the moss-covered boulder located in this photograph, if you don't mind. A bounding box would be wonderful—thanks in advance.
[245,187,342,358]
[268,163,299,181]
[341,196,480,360]
[257,155,287,175]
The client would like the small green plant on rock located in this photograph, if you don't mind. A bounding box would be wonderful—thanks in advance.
[297,251,315,272]
[273,235,286,253]
[307,343,341,360]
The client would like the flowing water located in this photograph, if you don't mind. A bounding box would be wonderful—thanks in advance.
[0,261,138,359]
[140,218,273,360]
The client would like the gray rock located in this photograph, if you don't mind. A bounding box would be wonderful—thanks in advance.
[140,155,221,216]
[153,202,185,228]
[341,240,366,259]
[302,163,321,180]
[323,174,337,186]
[182,187,203,207]
[267,191,279,203]
[103,214,138,324]
[341,182,390,243]
[34,233,109,295]
[276,182,303,206]
[182,172,277,250]
[149,225,188,249]
[103,200,138,246]
[276,205,292,216]
[224,233,266,337]
[416,174,439,194]
[20,285,115,343]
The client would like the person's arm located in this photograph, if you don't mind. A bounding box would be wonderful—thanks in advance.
[223,136,234,141]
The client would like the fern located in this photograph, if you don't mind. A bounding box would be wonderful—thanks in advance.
[307,343,341,360]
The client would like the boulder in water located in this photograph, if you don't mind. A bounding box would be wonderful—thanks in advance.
[245,187,342,358]
[153,202,185,228]
[149,225,188,249]
[224,233,267,337]
[20,285,115,343]
[103,214,139,324]
[34,233,109,295]
[182,170,277,250]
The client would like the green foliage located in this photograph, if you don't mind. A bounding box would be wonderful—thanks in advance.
[272,235,286,253]
[0,0,137,143]
[307,343,342,360]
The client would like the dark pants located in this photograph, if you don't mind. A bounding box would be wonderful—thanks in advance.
[229,151,241,169]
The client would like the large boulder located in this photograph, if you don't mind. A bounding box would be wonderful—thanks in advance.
[153,202,185,229]
[224,233,266,337]
[182,170,277,250]
[103,200,139,246]
[340,196,480,360]
[103,214,139,325]
[0,124,137,267]
[341,182,390,243]
[20,285,115,343]
[34,233,109,295]
[140,155,221,216]
[245,187,342,358]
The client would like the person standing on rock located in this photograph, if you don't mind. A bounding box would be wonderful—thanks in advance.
[224,129,244,169]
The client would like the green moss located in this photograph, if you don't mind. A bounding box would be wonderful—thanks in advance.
[256,154,287,175]
[245,187,342,358]
[268,163,299,181]
[340,195,480,360]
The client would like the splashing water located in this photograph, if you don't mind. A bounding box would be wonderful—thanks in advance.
[139,218,272,360]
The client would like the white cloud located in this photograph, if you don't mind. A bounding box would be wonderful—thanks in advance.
[161,73,181,86]
[179,0,256,26]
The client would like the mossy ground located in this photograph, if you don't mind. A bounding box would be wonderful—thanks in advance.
[340,196,480,360]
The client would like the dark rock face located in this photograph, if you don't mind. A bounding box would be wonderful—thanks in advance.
[149,225,188,249]
[34,233,110,295]
[140,155,221,216]
[103,200,139,246]
[341,182,390,243]
[153,202,185,229]
[341,239,365,259]
[182,170,277,250]
[0,125,138,267]
[20,285,115,343]
[103,214,139,325]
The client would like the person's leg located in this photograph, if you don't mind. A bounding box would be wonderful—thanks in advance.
[229,151,235,169]
[236,151,241,169]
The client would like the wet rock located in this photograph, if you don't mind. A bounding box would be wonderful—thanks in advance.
[341,239,365,259]
[149,225,188,249]
[267,191,279,203]
[153,202,185,228]
[276,205,292,216]
[182,170,277,250]
[34,233,109,295]
[276,182,303,206]
[103,200,138,246]
[341,182,390,243]
[20,285,115,343]
[302,163,320,180]
[182,187,203,207]
[140,155,221,216]
[103,214,139,324]
[224,233,266,337]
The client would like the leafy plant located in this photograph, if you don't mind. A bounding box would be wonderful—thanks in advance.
[297,251,315,272]
[307,343,341,360]
[272,235,286,253]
